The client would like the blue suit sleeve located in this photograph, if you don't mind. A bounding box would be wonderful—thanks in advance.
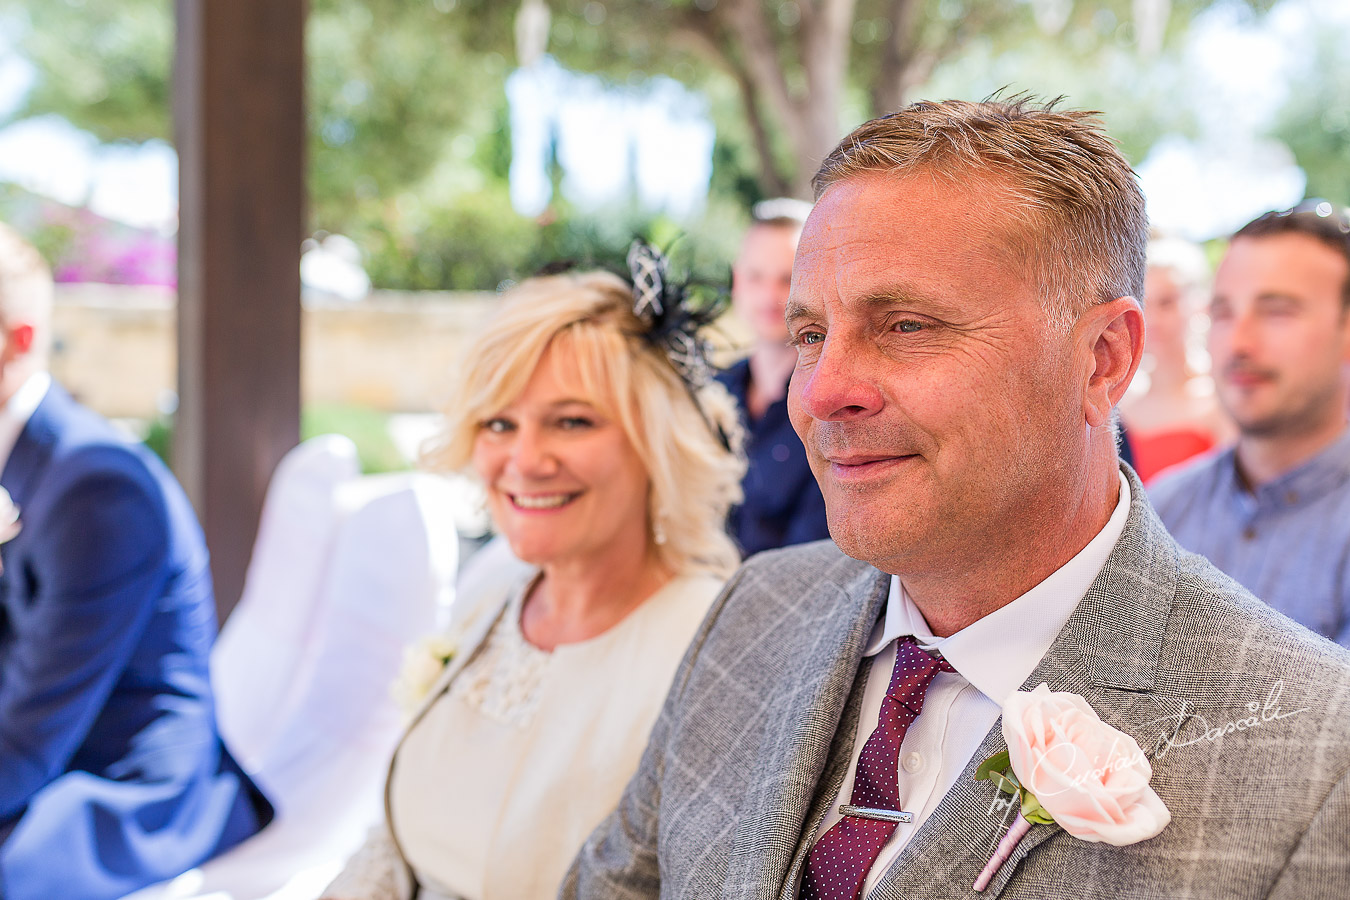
[0,458,171,823]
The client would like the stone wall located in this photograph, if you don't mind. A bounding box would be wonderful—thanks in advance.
[51,285,499,419]
[51,284,754,420]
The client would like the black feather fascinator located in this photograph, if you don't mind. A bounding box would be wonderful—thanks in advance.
[625,239,728,390]
[625,240,732,450]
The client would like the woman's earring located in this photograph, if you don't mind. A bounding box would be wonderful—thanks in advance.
[652,512,668,546]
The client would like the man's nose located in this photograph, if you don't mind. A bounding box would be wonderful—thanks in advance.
[793,334,885,422]
[1216,308,1258,360]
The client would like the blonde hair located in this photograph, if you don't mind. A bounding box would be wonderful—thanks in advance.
[424,270,746,578]
[813,97,1147,330]
[0,222,54,357]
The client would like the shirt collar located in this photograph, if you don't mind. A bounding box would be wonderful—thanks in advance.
[1240,425,1350,511]
[0,371,51,473]
[867,470,1132,709]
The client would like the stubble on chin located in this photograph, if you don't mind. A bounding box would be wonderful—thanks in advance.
[820,487,915,572]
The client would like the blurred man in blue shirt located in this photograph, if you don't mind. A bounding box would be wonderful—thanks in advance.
[1151,201,1350,644]
[716,200,830,557]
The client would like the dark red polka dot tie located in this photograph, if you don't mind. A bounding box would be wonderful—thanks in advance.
[799,636,955,900]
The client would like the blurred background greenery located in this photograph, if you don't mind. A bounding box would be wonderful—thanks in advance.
[1,0,1346,294]
[144,403,408,474]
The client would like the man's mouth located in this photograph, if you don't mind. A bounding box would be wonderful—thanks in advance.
[1225,367,1276,389]
[823,453,917,479]
[828,453,901,464]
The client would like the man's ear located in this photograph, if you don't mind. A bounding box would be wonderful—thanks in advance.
[7,323,34,357]
[1078,296,1144,429]
[1340,303,1350,362]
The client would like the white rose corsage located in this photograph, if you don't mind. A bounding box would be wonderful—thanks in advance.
[390,632,458,719]
[973,683,1171,891]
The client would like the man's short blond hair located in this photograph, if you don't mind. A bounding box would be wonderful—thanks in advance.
[813,96,1147,328]
[422,270,746,578]
[0,222,54,335]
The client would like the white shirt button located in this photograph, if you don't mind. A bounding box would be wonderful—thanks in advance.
[902,751,923,773]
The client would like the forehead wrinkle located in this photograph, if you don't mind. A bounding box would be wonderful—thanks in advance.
[856,284,968,319]
[784,293,819,324]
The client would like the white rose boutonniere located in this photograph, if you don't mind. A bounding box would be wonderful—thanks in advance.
[390,633,458,719]
[0,486,21,574]
[973,683,1171,891]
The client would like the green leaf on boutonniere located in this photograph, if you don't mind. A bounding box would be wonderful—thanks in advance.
[976,750,1020,796]
[1020,792,1056,826]
[988,770,1021,797]
[975,750,1011,783]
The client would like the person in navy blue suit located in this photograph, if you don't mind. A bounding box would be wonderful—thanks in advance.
[0,224,271,900]
[716,200,830,557]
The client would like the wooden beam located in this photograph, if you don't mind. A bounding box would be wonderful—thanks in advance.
[174,0,304,622]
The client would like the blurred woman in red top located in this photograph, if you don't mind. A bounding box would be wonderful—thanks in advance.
[1121,236,1235,482]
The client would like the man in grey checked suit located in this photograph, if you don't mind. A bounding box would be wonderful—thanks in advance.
[563,98,1350,899]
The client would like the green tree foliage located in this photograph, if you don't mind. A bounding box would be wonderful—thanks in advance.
[307,0,513,229]
[1,0,171,142]
[1,0,1318,291]
[526,0,1271,196]
[1270,29,1350,205]
[0,0,754,288]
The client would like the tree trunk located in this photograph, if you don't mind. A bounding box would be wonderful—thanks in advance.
[716,0,813,194]
[673,0,862,199]
[670,8,794,196]
[872,0,925,115]
[796,0,858,194]
[727,55,793,197]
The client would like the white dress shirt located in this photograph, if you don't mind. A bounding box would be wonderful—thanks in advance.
[814,472,1131,896]
[0,371,51,473]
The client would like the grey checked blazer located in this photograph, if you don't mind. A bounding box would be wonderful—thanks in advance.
[563,467,1350,899]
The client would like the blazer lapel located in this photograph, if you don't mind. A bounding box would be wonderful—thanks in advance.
[0,381,65,510]
[721,564,890,900]
[0,383,63,590]
[870,469,1195,900]
[780,635,877,899]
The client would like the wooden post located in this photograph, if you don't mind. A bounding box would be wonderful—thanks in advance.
[174,0,304,622]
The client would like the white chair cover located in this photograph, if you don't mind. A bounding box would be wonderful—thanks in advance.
[125,453,460,900]
[211,435,361,772]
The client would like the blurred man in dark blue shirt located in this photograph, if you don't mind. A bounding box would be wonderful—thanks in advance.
[716,200,830,557]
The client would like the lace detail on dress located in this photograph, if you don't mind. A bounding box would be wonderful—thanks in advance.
[448,585,552,727]
[322,823,405,900]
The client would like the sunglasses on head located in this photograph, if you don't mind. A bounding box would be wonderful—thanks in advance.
[1252,198,1350,240]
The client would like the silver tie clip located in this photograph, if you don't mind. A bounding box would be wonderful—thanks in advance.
[838,804,914,824]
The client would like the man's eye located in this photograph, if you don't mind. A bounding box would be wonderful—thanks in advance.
[796,331,825,346]
[895,320,924,333]
[1260,300,1299,316]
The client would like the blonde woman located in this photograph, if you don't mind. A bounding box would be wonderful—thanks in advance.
[322,254,745,900]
